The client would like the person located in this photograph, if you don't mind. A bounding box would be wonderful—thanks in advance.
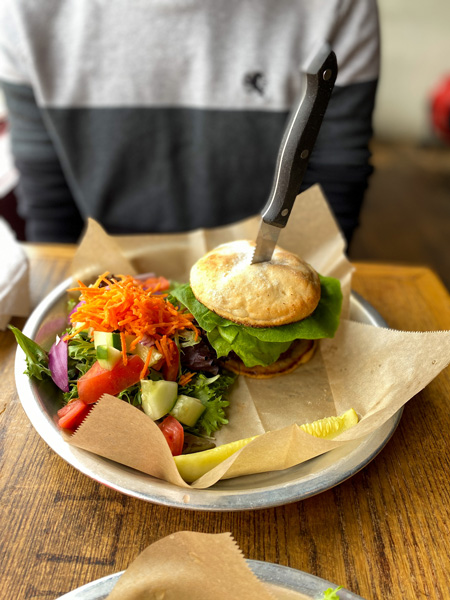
[0,0,379,246]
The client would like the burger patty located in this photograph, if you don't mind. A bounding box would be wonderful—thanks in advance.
[220,339,317,379]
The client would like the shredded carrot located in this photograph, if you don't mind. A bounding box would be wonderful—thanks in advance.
[95,271,111,287]
[65,274,198,353]
[140,347,154,380]
[155,336,173,366]
[162,337,172,366]
[154,338,163,361]
[178,372,195,387]
[120,331,128,366]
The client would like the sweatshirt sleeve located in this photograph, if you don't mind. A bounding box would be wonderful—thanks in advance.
[0,0,30,84]
[301,0,380,244]
[1,80,83,242]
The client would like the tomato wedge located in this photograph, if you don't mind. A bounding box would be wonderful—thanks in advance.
[143,276,171,292]
[161,340,180,382]
[158,415,184,456]
[57,399,91,430]
[77,355,144,404]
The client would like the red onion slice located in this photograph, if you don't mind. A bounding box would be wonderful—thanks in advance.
[48,336,69,392]
[139,334,156,347]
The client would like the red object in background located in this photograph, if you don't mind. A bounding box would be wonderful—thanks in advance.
[0,117,25,239]
[431,76,450,142]
[0,189,25,240]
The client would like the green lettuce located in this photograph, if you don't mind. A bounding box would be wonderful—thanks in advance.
[179,372,236,437]
[9,325,51,380]
[171,275,342,368]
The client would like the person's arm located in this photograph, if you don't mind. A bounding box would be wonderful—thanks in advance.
[301,80,377,244]
[302,0,380,246]
[1,80,84,242]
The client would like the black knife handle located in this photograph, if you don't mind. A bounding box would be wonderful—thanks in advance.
[261,48,338,228]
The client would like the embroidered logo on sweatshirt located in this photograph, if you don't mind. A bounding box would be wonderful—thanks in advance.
[244,72,266,96]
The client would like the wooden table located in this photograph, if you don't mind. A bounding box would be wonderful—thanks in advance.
[1,244,449,600]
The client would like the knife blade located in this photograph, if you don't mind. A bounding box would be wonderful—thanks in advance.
[251,44,338,264]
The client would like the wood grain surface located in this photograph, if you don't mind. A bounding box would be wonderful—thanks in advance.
[1,245,449,600]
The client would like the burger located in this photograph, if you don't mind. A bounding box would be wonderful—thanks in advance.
[171,240,342,378]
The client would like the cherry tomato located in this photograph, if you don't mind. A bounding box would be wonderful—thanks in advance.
[77,355,144,404]
[57,399,91,430]
[161,339,180,382]
[158,415,184,456]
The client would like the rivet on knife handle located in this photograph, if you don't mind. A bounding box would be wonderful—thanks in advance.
[252,45,338,264]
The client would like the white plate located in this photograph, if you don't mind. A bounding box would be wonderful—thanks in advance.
[56,560,365,599]
[15,277,401,511]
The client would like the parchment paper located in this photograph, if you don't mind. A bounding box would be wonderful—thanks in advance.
[68,186,450,487]
[106,532,278,600]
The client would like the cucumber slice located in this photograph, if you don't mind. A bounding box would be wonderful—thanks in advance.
[94,331,134,351]
[74,322,92,335]
[111,332,122,350]
[94,331,115,348]
[96,345,109,360]
[170,395,205,427]
[141,380,178,420]
[96,345,122,370]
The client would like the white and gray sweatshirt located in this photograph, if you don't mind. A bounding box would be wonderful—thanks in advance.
[0,0,379,243]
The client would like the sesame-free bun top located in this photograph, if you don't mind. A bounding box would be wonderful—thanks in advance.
[190,240,321,327]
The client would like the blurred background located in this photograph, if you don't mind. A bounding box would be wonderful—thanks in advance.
[1,0,449,288]
[349,0,450,288]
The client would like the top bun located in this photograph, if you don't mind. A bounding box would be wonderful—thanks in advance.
[190,240,321,327]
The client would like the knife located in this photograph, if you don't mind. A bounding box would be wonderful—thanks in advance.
[251,44,338,264]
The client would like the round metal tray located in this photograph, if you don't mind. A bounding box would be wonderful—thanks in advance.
[57,560,365,599]
[15,277,401,511]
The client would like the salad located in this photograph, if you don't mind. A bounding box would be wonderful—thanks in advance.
[11,272,236,456]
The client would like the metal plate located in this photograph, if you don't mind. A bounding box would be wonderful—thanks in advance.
[15,277,401,511]
[56,560,364,599]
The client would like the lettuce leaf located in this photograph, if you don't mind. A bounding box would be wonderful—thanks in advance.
[64,331,100,402]
[171,275,342,367]
[208,326,291,367]
[9,325,51,380]
[179,372,236,437]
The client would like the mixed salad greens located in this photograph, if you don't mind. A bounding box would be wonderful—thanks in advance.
[11,269,343,459]
[11,272,236,456]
